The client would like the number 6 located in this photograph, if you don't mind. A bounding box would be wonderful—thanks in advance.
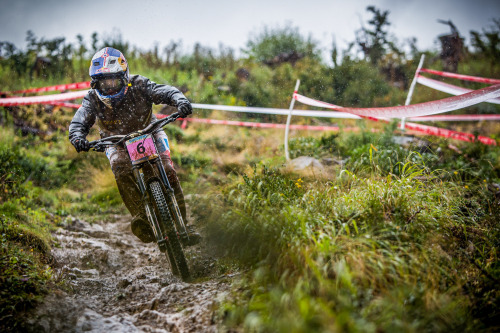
[137,142,146,154]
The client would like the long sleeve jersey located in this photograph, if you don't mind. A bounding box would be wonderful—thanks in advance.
[69,74,189,141]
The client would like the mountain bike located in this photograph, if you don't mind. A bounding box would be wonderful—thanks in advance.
[89,112,190,281]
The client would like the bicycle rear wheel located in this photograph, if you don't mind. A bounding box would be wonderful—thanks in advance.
[149,180,190,281]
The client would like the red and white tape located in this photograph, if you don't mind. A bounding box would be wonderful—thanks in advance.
[1,90,498,124]
[294,92,497,145]
[154,114,362,132]
[410,114,500,121]
[417,75,500,104]
[419,68,500,85]
[1,81,91,95]
[0,90,88,106]
[25,99,498,122]
[404,121,496,145]
[294,84,500,118]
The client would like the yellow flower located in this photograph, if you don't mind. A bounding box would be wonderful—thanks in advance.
[484,179,487,183]
[454,171,458,175]
[464,185,469,189]
[297,178,303,183]
[295,183,302,188]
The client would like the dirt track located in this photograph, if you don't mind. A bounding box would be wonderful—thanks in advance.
[24,214,232,332]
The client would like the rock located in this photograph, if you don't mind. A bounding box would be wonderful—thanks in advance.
[288,156,324,170]
[321,157,349,166]
[75,309,139,333]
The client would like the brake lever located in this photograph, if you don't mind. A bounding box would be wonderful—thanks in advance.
[91,143,106,152]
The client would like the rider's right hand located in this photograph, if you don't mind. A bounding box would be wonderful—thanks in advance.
[72,137,91,153]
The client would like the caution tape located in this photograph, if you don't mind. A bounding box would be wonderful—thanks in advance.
[410,114,500,121]
[417,75,500,104]
[26,99,499,122]
[294,92,498,146]
[0,81,91,95]
[1,90,498,123]
[0,90,88,106]
[404,121,496,145]
[155,114,348,131]
[45,101,83,109]
[191,103,361,119]
[294,84,500,118]
[419,68,500,85]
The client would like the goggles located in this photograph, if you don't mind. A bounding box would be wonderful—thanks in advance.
[95,77,125,96]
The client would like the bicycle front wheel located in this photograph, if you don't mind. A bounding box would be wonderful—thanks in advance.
[149,180,190,281]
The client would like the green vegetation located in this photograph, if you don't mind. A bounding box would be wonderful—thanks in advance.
[194,130,500,332]
[1,5,499,332]
[0,127,125,331]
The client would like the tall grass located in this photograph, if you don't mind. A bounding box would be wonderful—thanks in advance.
[194,136,500,332]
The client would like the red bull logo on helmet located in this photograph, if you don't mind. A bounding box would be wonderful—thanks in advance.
[89,47,128,78]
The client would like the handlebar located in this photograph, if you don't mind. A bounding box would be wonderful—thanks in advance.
[89,112,182,152]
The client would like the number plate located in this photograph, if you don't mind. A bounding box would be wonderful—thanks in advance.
[125,134,158,165]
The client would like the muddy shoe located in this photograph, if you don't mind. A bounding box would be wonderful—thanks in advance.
[131,217,155,243]
[180,226,201,247]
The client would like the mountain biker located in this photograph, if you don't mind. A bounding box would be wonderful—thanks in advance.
[69,47,199,246]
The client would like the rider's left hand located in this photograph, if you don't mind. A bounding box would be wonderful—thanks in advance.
[177,101,192,117]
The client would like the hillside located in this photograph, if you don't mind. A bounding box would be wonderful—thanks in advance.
[1,10,500,332]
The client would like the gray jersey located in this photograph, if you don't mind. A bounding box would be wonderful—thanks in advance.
[69,74,189,141]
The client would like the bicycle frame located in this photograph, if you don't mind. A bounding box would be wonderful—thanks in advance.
[89,113,189,250]
[130,136,188,252]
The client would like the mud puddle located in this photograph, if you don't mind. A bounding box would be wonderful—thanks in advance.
[24,214,232,332]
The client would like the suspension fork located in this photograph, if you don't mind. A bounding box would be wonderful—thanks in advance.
[132,165,163,241]
[151,158,188,236]
[152,158,174,193]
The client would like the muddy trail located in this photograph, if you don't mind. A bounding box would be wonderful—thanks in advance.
[23,214,233,333]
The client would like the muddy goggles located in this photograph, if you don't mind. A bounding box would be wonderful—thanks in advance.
[92,76,126,96]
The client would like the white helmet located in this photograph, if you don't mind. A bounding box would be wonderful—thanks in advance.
[89,47,130,108]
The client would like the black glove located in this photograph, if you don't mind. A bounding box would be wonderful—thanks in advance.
[177,101,193,117]
[71,137,90,153]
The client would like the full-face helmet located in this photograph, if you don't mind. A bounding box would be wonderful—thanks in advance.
[89,47,129,108]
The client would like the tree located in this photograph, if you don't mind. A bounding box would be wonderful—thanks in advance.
[470,19,500,64]
[355,6,401,65]
[244,23,320,65]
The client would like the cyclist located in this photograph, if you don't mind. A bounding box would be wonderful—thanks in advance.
[69,47,199,245]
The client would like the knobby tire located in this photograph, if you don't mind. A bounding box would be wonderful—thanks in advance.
[149,181,190,281]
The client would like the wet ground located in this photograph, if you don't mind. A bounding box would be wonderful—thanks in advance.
[24,214,232,332]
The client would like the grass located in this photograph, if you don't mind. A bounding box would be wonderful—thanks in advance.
[1,105,500,332]
[191,128,500,332]
[0,126,126,331]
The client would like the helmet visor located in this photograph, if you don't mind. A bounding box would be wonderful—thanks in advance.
[96,77,125,96]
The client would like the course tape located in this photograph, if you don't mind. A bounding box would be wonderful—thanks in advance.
[417,75,500,104]
[0,90,88,106]
[410,114,500,121]
[294,92,497,145]
[293,84,500,118]
[419,68,500,85]
[404,121,496,145]
[27,99,498,122]
[46,101,83,109]
[190,103,361,119]
[1,81,91,95]
[2,91,498,123]
[155,114,348,131]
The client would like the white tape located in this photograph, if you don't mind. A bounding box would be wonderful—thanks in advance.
[191,103,361,119]
[294,84,500,118]
[417,75,500,104]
